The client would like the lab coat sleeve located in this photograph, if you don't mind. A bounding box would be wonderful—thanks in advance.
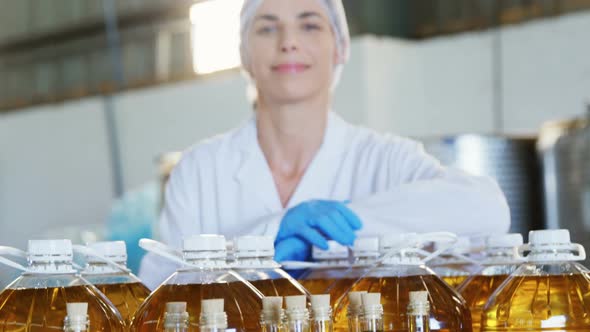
[138,154,199,290]
[349,138,511,237]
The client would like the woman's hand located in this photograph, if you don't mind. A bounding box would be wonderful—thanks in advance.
[274,200,362,262]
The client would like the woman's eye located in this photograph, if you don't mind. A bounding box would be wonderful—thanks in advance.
[256,26,276,34]
[302,23,321,31]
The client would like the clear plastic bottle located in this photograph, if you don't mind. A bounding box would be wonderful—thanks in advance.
[231,235,308,297]
[130,235,263,332]
[298,241,350,296]
[163,302,190,332]
[79,241,151,326]
[407,291,430,332]
[285,295,311,332]
[200,299,229,332]
[261,296,285,332]
[0,239,125,331]
[428,237,481,288]
[360,293,384,332]
[481,229,590,331]
[346,291,367,332]
[334,233,472,332]
[330,238,380,304]
[310,294,333,332]
[457,234,524,332]
[63,303,89,332]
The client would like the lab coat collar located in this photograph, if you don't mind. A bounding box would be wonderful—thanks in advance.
[233,111,351,212]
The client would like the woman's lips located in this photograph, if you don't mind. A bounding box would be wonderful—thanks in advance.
[272,63,310,73]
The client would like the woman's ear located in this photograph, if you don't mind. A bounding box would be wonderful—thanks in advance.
[333,40,348,65]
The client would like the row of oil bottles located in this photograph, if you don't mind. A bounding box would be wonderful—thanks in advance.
[0,228,589,331]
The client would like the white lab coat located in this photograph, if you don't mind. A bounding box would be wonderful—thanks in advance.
[139,112,510,289]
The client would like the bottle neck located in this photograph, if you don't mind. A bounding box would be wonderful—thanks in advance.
[234,256,279,268]
[408,315,430,332]
[183,256,227,268]
[526,248,579,262]
[199,312,228,332]
[28,260,76,274]
[311,307,333,332]
[352,255,379,267]
[347,305,363,332]
[313,258,349,267]
[483,248,520,265]
[285,308,310,332]
[83,262,127,275]
[261,307,284,323]
[164,311,189,332]
[63,316,89,332]
[360,306,383,332]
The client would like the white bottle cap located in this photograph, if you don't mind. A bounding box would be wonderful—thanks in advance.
[233,235,274,258]
[285,295,307,310]
[522,229,586,262]
[348,291,367,308]
[87,241,127,263]
[201,299,224,313]
[486,233,523,249]
[408,291,430,316]
[529,229,570,246]
[200,299,227,329]
[352,237,380,257]
[361,293,381,307]
[28,239,73,263]
[310,294,331,320]
[166,302,187,314]
[262,296,283,311]
[310,294,330,309]
[312,241,349,260]
[262,297,283,321]
[183,234,226,259]
[66,302,88,318]
[409,291,428,305]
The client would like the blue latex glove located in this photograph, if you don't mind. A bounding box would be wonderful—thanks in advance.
[275,237,310,262]
[274,200,362,262]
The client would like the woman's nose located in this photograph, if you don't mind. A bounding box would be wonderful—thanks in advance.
[281,44,298,52]
[279,30,298,53]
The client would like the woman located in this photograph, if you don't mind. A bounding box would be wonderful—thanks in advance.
[139,0,510,289]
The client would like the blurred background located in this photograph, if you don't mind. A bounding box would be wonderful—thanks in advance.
[0,0,589,273]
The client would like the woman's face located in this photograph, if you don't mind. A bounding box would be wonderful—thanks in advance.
[245,0,341,105]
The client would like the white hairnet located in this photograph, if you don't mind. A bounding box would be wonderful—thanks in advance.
[239,0,350,98]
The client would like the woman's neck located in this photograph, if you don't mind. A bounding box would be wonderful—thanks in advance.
[256,96,329,175]
[256,95,331,206]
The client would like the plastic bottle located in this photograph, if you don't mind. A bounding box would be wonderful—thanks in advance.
[63,303,89,332]
[285,295,311,332]
[334,233,472,332]
[407,291,430,332]
[0,239,125,331]
[346,291,366,332]
[261,296,285,332]
[130,235,263,331]
[298,241,350,296]
[457,233,524,332]
[428,237,481,288]
[310,294,333,332]
[481,229,590,331]
[360,293,383,332]
[78,241,151,325]
[163,302,189,332]
[329,238,380,305]
[231,235,308,297]
[200,299,228,332]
